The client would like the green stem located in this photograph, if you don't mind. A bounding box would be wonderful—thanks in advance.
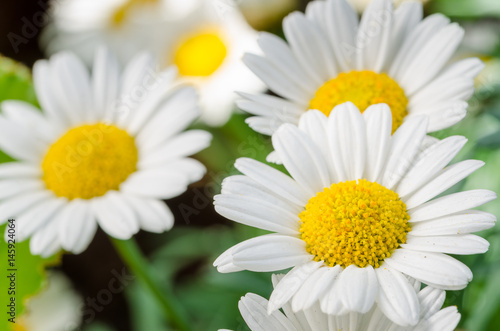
[111,237,191,331]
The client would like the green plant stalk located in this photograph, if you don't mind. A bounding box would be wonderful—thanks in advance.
[111,237,191,331]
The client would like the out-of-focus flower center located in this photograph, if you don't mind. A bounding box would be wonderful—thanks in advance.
[309,71,408,133]
[299,179,411,268]
[111,0,160,26]
[173,30,228,77]
[42,123,138,200]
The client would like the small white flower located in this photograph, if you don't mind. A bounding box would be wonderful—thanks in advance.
[42,0,264,126]
[0,48,211,256]
[238,0,482,140]
[16,272,83,331]
[227,275,460,331]
[214,102,496,326]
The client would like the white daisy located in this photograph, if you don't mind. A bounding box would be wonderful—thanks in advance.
[0,48,211,257]
[42,0,264,126]
[14,272,83,331]
[214,102,496,326]
[238,0,483,140]
[224,275,461,331]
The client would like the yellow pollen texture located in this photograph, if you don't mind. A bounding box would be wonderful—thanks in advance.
[42,123,138,200]
[299,179,411,269]
[173,31,227,77]
[309,71,408,133]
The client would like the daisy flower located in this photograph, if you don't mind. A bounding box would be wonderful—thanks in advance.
[214,102,496,326]
[42,0,264,126]
[224,275,461,331]
[238,0,483,139]
[0,48,211,257]
[14,272,83,331]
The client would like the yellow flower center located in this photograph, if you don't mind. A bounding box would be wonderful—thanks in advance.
[173,30,228,77]
[309,71,408,133]
[42,123,138,200]
[299,179,411,268]
[111,0,159,26]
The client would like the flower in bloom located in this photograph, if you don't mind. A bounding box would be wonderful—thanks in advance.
[214,102,496,326]
[221,274,461,331]
[14,272,83,331]
[0,48,211,256]
[42,0,264,126]
[238,0,482,142]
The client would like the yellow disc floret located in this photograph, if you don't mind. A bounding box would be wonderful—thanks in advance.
[309,71,408,133]
[299,179,411,269]
[173,30,227,77]
[42,123,138,200]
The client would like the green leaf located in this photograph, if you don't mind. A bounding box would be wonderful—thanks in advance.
[0,55,38,106]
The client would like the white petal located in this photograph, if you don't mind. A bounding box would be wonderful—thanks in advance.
[123,195,174,233]
[273,124,330,195]
[409,210,496,236]
[214,194,300,235]
[410,101,468,133]
[389,14,450,81]
[268,261,323,313]
[0,116,45,162]
[382,116,428,189]
[338,265,378,313]
[404,160,484,209]
[235,158,308,206]
[0,190,54,223]
[213,242,245,273]
[402,234,489,255]
[120,168,189,200]
[298,110,337,182]
[92,192,139,240]
[283,12,333,84]
[243,53,309,105]
[414,306,460,331]
[328,102,366,180]
[375,267,420,326]
[363,104,392,182]
[135,87,200,154]
[30,217,62,257]
[1,101,56,143]
[237,92,304,118]
[417,286,446,320]
[138,130,211,168]
[0,179,43,200]
[325,0,359,71]
[356,0,393,72]
[397,136,467,197]
[49,52,91,125]
[239,293,297,331]
[292,266,335,312]
[383,2,423,71]
[58,199,97,254]
[92,47,121,122]
[409,190,497,222]
[384,249,472,290]
[257,32,317,95]
[15,196,66,242]
[221,175,302,215]
[0,162,40,178]
[232,234,312,272]
[398,24,464,95]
